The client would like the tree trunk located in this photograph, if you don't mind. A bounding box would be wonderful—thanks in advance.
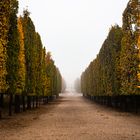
[22,95,26,111]
[0,93,4,107]
[9,94,13,116]
[15,95,20,113]
[0,93,4,119]
[134,95,137,113]
[27,96,31,109]
[35,96,38,108]
[39,96,40,106]
[46,96,48,103]
[33,96,35,108]
[0,108,1,119]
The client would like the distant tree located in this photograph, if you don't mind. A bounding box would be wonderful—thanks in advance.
[61,78,66,93]
[74,78,81,93]
[45,52,62,97]
[56,68,62,95]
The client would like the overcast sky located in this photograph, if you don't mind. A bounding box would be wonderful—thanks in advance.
[19,0,129,87]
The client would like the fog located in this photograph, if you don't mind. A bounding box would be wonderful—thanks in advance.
[19,0,129,87]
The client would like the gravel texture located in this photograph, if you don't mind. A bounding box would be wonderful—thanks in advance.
[0,92,140,140]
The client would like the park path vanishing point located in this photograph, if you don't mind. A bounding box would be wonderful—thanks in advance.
[0,92,140,140]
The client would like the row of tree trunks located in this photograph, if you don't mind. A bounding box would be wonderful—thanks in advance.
[85,95,140,113]
[0,94,57,118]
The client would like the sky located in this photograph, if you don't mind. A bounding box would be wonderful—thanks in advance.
[19,0,129,88]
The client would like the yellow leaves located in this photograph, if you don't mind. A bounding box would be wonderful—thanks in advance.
[137,25,140,83]
[0,1,10,92]
[119,0,140,95]
[18,18,24,50]
[16,17,26,94]
[44,76,51,96]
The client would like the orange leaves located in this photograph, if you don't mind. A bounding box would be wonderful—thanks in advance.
[17,17,26,94]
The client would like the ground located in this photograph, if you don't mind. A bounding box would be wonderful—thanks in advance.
[0,92,140,140]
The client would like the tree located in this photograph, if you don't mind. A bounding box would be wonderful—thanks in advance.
[45,52,62,98]
[22,10,37,109]
[120,0,139,95]
[17,16,26,111]
[0,0,10,118]
[81,0,140,112]
[6,0,20,115]
[35,33,43,97]
[45,52,53,97]
[56,68,62,96]
[81,25,123,97]
[41,47,47,97]
[17,17,26,95]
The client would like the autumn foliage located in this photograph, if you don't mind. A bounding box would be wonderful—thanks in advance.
[0,1,63,117]
[81,0,140,112]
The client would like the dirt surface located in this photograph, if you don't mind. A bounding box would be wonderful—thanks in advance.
[0,92,140,140]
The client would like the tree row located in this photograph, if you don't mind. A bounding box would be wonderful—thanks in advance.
[0,0,63,117]
[81,0,140,112]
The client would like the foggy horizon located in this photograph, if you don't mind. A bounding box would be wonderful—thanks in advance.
[19,0,129,87]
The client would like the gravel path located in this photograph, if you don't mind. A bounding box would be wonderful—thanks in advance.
[0,92,140,140]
